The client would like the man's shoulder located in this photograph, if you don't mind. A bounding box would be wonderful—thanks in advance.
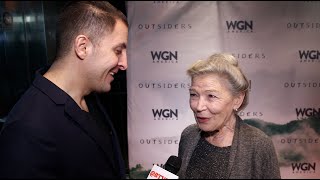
[5,86,63,127]
[13,85,55,110]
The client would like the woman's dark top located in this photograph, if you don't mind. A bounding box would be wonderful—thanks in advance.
[186,135,231,179]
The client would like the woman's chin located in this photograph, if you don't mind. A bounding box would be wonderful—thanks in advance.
[198,124,214,132]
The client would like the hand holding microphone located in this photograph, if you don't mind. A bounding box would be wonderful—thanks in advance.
[147,155,182,179]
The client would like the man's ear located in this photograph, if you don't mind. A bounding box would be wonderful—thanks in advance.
[74,35,90,60]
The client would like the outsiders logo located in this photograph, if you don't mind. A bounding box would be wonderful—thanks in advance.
[232,53,266,61]
[226,20,253,33]
[292,162,316,174]
[152,109,178,120]
[140,137,179,145]
[138,82,191,89]
[296,108,319,120]
[287,22,320,30]
[284,81,320,88]
[280,138,318,144]
[151,51,178,63]
[153,1,180,4]
[137,23,192,30]
[298,50,320,63]
[239,111,263,118]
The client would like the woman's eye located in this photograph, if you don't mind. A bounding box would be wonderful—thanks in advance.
[208,94,216,98]
[115,49,122,55]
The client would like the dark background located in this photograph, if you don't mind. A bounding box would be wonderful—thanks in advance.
[0,0,129,173]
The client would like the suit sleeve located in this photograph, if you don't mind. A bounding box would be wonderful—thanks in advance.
[0,121,57,178]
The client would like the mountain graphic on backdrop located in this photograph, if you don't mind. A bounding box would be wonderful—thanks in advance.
[129,116,320,178]
[243,116,319,136]
[244,115,320,167]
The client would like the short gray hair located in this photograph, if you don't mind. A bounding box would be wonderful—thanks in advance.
[187,53,249,111]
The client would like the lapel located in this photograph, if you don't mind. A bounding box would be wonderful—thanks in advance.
[32,68,124,177]
[92,93,126,179]
[64,97,119,173]
[226,115,241,178]
[180,125,201,178]
[186,129,201,164]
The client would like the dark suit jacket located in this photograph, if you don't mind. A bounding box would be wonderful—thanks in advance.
[0,68,126,178]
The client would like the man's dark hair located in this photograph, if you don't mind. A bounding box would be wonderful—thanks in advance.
[55,1,128,60]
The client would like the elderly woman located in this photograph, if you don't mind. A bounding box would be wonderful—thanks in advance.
[177,53,281,179]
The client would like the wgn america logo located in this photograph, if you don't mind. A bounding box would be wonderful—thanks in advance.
[226,20,253,33]
[152,109,178,120]
[296,108,319,120]
[292,162,316,174]
[151,51,178,63]
[298,50,320,63]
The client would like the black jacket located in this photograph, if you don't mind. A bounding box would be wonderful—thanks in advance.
[0,68,125,178]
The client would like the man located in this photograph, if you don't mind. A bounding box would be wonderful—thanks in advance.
[0,1,128,178]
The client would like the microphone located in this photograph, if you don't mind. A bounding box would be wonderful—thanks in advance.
[164,155,182,175]
[147,155,182,179]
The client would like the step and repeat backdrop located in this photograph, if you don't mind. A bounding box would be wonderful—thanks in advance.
[126,1,320,179]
